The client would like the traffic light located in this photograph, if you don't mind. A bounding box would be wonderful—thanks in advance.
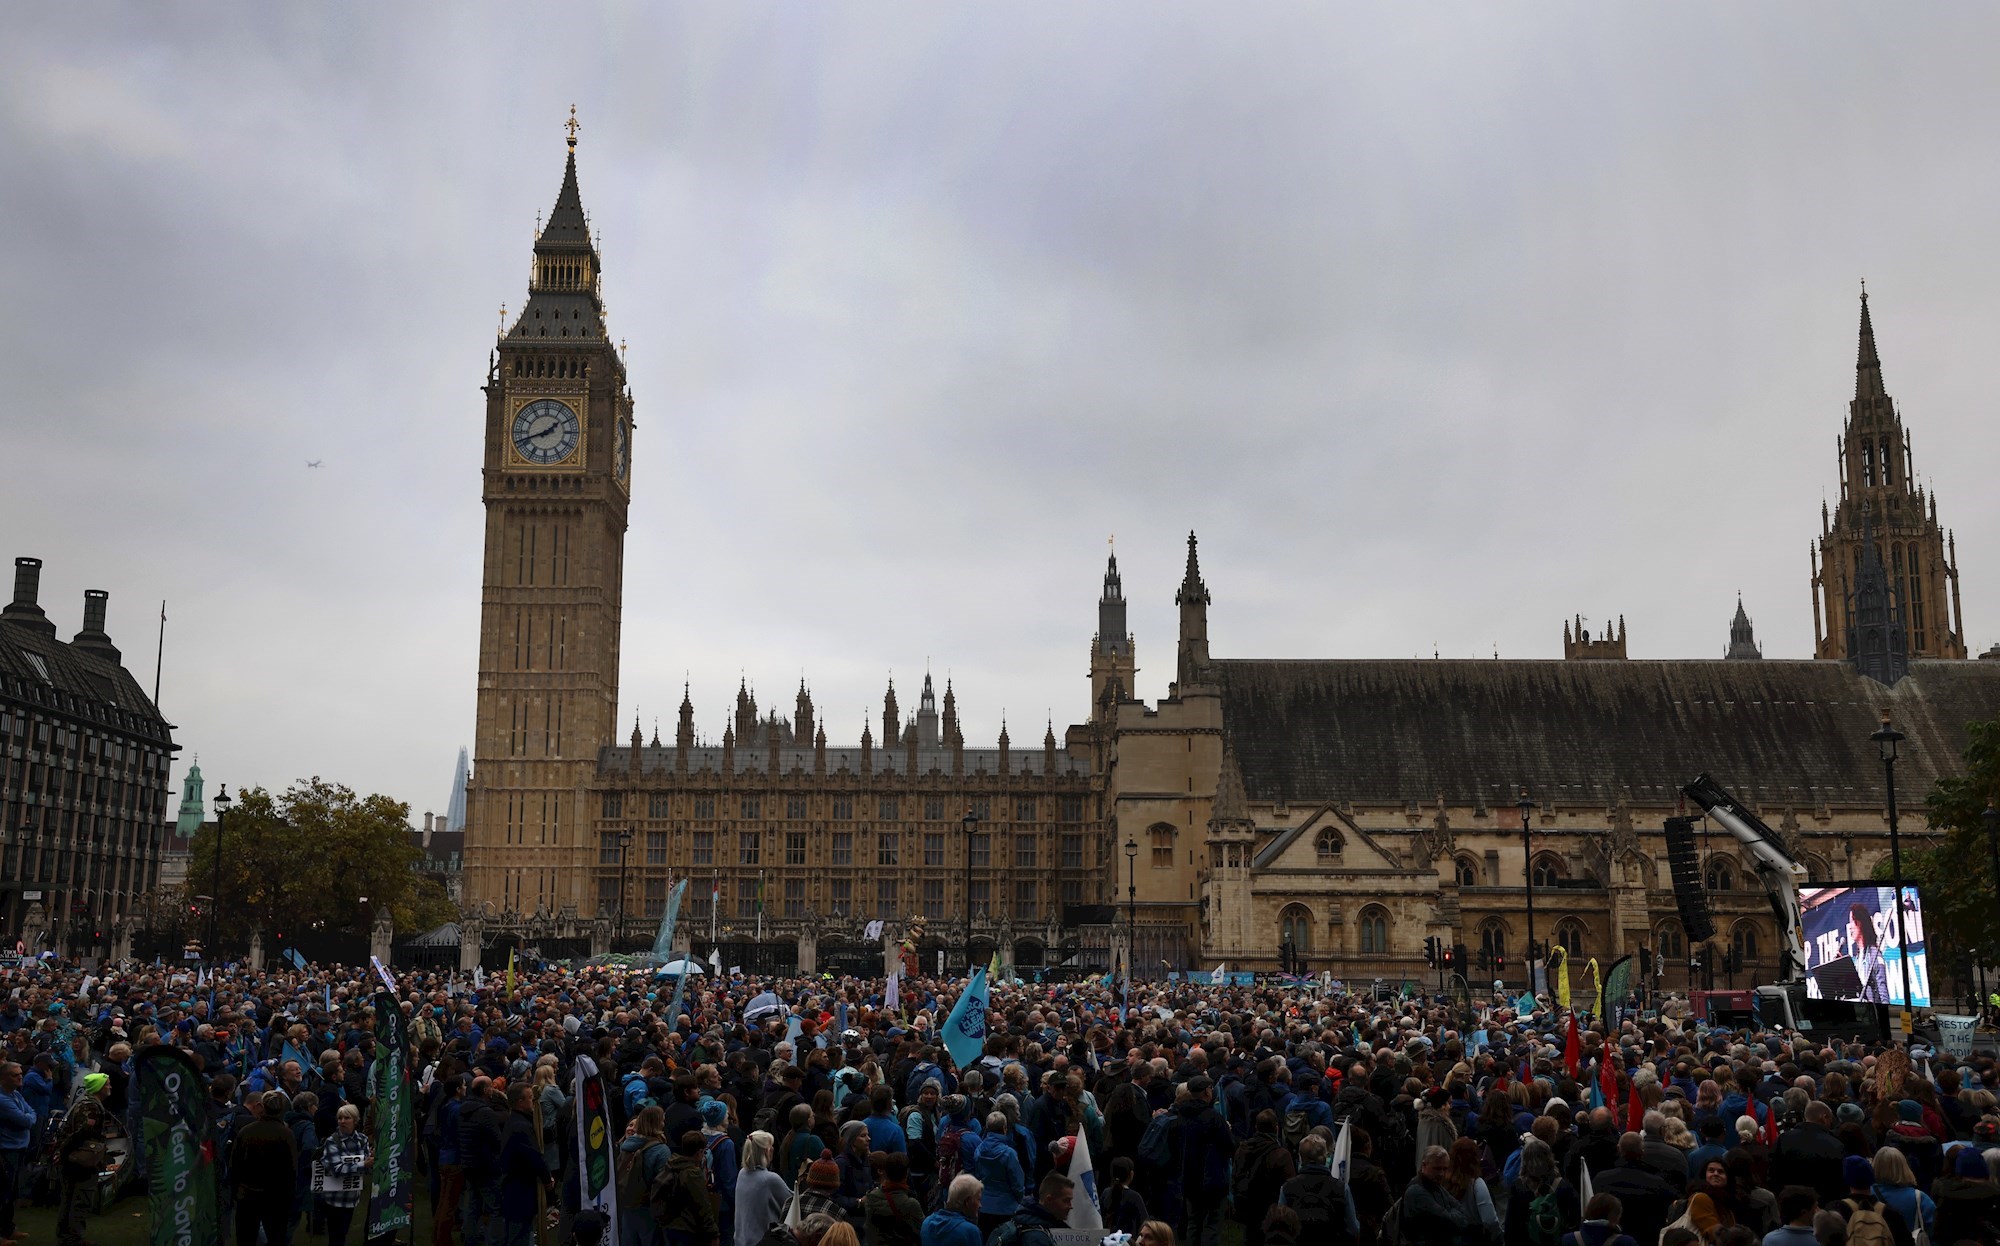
[1639,947,1653,977]
[1453,942,1468,972]
[1423,937,1438,967]
[1495,951,1506,971]
[1441,944,1455,969]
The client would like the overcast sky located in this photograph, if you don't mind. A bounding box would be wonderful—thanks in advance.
[4,4,1997,818]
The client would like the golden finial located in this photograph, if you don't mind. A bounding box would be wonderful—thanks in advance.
[566,105,580,150]
[498,304,507,335]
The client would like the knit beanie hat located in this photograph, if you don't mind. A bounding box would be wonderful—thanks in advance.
[1843,1156,1875,1189]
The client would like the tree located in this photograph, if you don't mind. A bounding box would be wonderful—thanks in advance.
[184,776,455,950]
[1877,718,2000,970]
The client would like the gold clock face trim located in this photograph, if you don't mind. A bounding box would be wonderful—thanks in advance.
[506,394,588,470]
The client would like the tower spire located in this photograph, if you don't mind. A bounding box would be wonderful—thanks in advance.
[1855,281,1884,400]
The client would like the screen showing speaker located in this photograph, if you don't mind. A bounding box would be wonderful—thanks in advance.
[1799,884,1929,1008]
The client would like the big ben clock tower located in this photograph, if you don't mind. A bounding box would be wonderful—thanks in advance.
[464,113,634,915]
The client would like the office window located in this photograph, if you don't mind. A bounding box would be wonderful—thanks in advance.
[740,796,761,819]
[1015,836,1036,869]
[924,834,945,867]
[832,796,853,820]
[830,878,851,912]
[876,878,899,910]
[693,796,715,819]
[739,831,761,865]
[786,797,807,819]
[831,833,853,866]
[784,878,805,918]
[969,879,991,909]
[648,794,672,818]
[599,833,621,865]
[923,879,945,918]
[969,796,991,819]
[877,796,898,820]
[602,792,623,818]
[646,832,668,865]
[1015,798,1037,822]
[1014,881,1037,921]
[1062,834,1085,869]
[691,831,713,866]
[878,833,900,866]
[1060,796,1085,821]
[786,832,807,865]
[924,797,946,820]
[970,835,990,867]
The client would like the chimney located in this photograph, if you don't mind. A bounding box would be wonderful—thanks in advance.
[1,557,56,636]
[71,589,120,662]
[422,812,434,847]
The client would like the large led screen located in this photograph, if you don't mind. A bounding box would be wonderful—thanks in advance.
[1800,884,1930,1008]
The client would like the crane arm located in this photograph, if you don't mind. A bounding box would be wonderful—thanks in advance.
[1681,774,1809,982]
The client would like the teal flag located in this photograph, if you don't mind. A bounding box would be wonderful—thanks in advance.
[366,991,413,1237]
[651,879,689,960]
[136,1045,217,1246]
[941,967,989,1071]
[667,958,690,1022]
[1515,993,1537,1015]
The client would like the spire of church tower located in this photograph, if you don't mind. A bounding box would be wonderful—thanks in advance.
[795,680,814,746]
[917,671,940,749]
[1725,595,1762,660]
[1856,283,1884,399]
[506,111,610,345]
[1846,509,1910,685]
[881,677,900,751]
[1176,530,1212,687]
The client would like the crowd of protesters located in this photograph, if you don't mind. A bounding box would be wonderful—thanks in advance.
[4,954,2000,1246]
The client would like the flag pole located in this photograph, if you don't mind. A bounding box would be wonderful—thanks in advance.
[152,600,166,705]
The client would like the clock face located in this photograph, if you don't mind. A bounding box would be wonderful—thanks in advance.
[613,417,629,481]
[512,399,580,465]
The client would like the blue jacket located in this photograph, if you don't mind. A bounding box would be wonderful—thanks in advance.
[0,1088,33,1151]
[972,1130,1027,1216]
[22,1069,54,1123]
[919,1207,982,1246]
[863,1110,908,1155]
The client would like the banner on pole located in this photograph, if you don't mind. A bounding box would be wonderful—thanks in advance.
[575,1053,619,1230]
[136,1045,217,1246]
[366,989,414,1238]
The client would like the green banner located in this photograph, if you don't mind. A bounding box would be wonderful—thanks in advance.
[366,990,414,1237]
[135,1045,217,1246]
[1602,954,1634,1030]
[575,1053,618,1221]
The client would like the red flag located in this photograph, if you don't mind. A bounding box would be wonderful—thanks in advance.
[1626,1081,1644,1134]
[1563,1015,1582,1080]
[1766,1099,1780,1146]
[1598,1055,1618,1114]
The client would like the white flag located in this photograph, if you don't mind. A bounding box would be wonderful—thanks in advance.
[1331,1119,1353,1183]
[1210,963,1226,984]
[708,947,722,974]
[884,971,901,1012]
[1067,1128,1104,1230]
[1578,1156,1594,1207]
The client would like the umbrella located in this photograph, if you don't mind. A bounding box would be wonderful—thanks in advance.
[744,991,785,1021]
[653,959,705,977]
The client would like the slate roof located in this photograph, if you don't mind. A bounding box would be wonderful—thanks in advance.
[597,743,1091,781]
[1211,657,2000,809]
[0,612,172,745]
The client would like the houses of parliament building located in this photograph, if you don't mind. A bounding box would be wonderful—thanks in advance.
[460,128,2000,984]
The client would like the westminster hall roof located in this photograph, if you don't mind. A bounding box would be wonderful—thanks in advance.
[1210,657,2000,810]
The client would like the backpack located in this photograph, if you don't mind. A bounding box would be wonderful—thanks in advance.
[616,1141,663,1211]
[1284,1171,1348,1237]
[1841,1198,1898,1246]
[1232,1138,1279,1209]
[1138,1113,1175,1168]
[905,1111,936,1176]
[650,1158,696,1224]
[864,1189,925,1246]
[1526,1184,1566,1246]
[700,1134,727,1212]
[1282,1105,1314,1151]
[936,1120,971,1190]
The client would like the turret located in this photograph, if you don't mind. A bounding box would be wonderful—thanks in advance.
[1175,531,1211,687]
[1090,544,1138,716]
[917,672,940,749]
[795,681,814,746]
[860,721,874,776]
[882,678,900,751]
[675,684,694,773]
[1724,596,1762,660]
[997,718,1011,776]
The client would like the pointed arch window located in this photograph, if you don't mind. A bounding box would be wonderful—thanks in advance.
[1554,918,1586,959]
[1280,904,1313,953]
[1358,906,1390,956]
[1656,919,1684,961]
[1705,859,1736,892]
[1732,923,1760,965]
[1315,827,1344,865]
[1478,919,1507,961]
[1530,854,1564,890]
[1149,822,1175,868]
[1454,856,1480,887]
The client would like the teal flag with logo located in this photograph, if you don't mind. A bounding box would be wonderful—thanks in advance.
[652,879,689,960]
[941,966,989,1071]
[366,990,413,1238]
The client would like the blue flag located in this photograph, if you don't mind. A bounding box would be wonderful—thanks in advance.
[941,967,989,1072]
[651,880,689,961]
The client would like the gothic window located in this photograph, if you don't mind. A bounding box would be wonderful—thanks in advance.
[602,793,623,818]
[739,796,760,819]
[1014,880,1037,921]
[1015,835,1036,868]
[783,878,805,918]
[648,794,672,818]
[1454,856,1480,887]
[1863,443,1875,487]
[646,832,668,865]
[1732,923,1760,964]
[922,880,945,919]
[878,833,900,866]
[924,833,945,867]
[876,878,898,910]
[1555,919,1586,958]
[1881,438,1893,485]
[1656,920,1684,961]
[598,832,621,865]
[786,797,807,819]
[1531,854,1564,889]
[1280,904,1314,953]
[876,796,898,820]
[693,795,715,820]
[1316,828,1344,864]
[643,877,666,918]
[1062,834,1085,869]
[1016,798,1037,821]
[1358,906,1390,956]
[691,831,713,866]
[739,832,761,866]
[829,878,851,913]
[1150,822,1175,868]
[1061,879,1085,905]
[1706,859,1736,892]
[1478,919,1507,961]
[1802,855,1832,885]
[923,797,946,820]
[786,832,806,866]
[831,832,852,866]
[969,797,992,819]
[831,796,854,820]
[969,835,991,867]
[1060,796,1086,821]
[969,878,990,909]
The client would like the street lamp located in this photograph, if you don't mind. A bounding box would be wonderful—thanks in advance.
[1124,837,1138,986]
[1872,713,1916,1045]
[1985,804,1999,1011]
[1518,786,1537,996]
[209,784,232,964]
[961,809,980,976]
[616,830,633,943]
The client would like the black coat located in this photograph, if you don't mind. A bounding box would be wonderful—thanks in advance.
[1593,1161,1678,1246]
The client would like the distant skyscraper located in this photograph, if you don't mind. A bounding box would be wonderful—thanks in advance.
[446,747,469,835]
